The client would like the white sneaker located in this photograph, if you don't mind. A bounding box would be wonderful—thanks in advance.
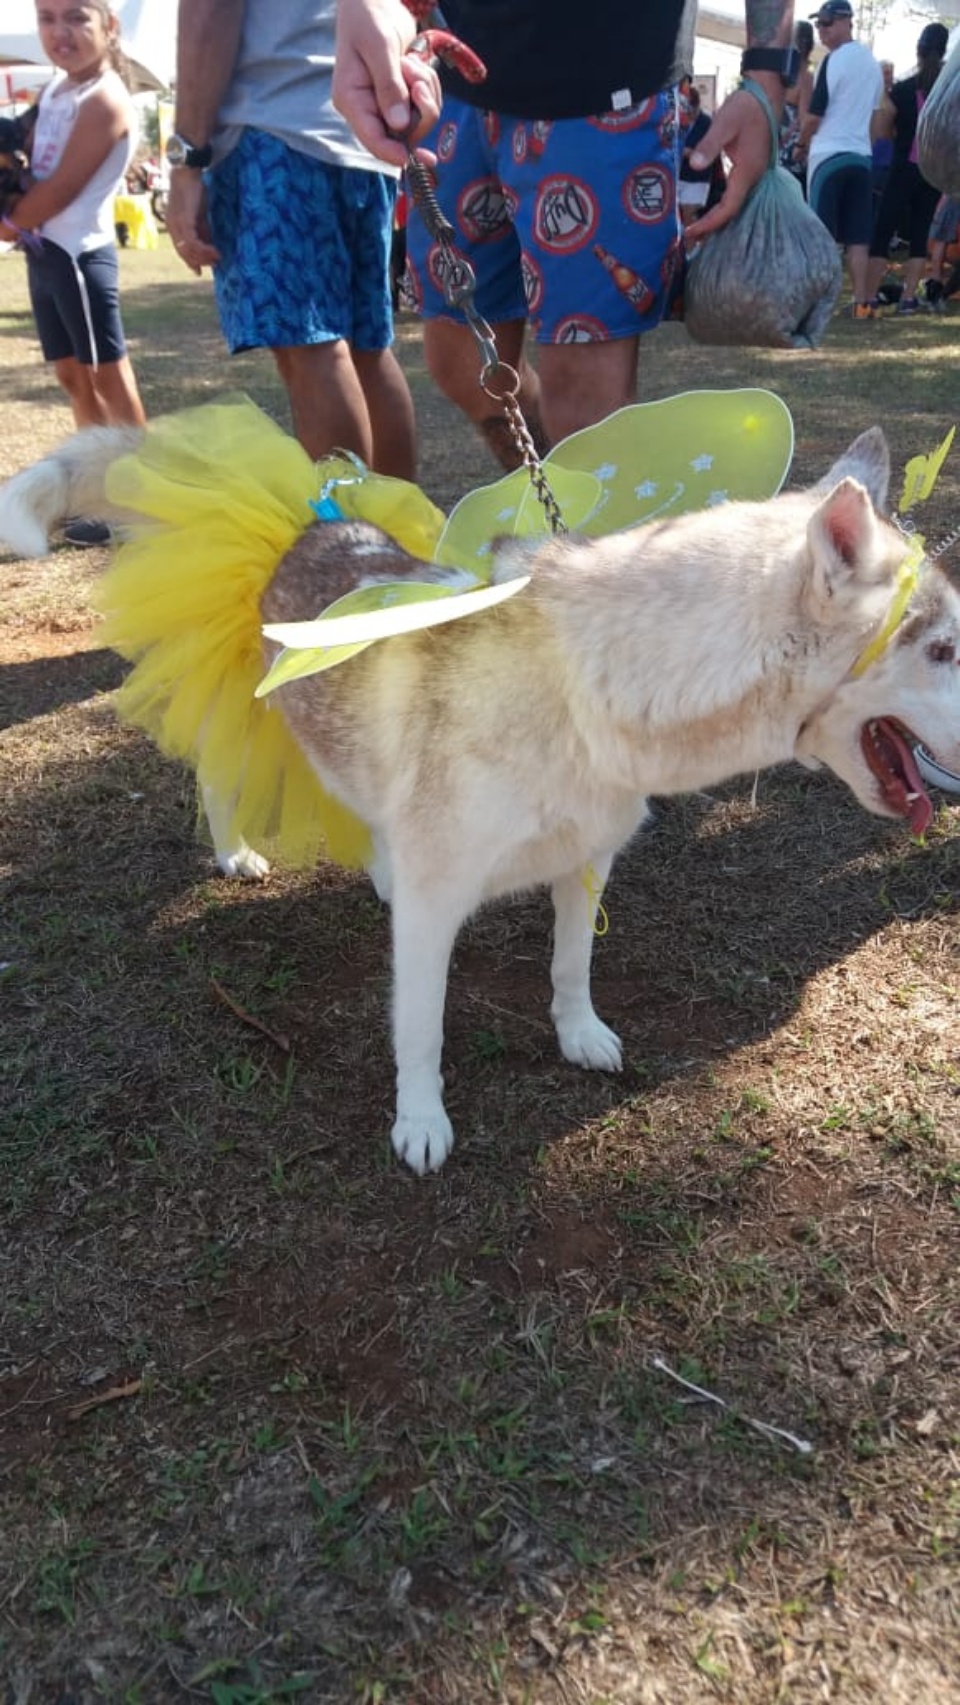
[914,745,960,796]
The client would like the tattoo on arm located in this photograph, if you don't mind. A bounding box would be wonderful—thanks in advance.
[745,0,794,48]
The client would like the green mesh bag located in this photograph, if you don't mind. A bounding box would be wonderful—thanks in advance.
[683,80,841,350]
[917,37,960,195]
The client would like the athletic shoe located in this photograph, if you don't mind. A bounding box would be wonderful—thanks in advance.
[914,746,960,796]
[853,302,876,320]
[923,279,946,313]
[896,297,920,316]
[62,518,112,547]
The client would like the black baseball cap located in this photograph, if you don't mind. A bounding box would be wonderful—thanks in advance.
[810,1,853,21]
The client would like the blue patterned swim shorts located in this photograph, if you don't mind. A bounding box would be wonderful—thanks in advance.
[206,129,397,354]
[404,92,682,343]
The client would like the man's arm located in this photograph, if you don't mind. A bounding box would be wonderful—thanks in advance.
[798,55,828,152]
[166,0,245,273]
[684,0,794,242]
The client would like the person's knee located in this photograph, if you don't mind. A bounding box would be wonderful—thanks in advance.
[272,342,347,387]
[53,357,88,398]
[539,340,638,440]
[422,321,470,402]
[422,318,527,416]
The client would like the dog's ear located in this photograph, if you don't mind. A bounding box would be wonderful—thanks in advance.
[805,476,891,610]
[816,427,890,513]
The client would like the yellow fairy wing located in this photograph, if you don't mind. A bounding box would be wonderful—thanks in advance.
[257,575,531,696]
[429,388,793,566]
[547,387,795,533]
[433,463,603,572]
[256,636,376,696]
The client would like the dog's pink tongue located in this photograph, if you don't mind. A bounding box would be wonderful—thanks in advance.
[870,719,934,836]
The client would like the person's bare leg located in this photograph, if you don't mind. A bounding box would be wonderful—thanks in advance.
[537,335,640,446]
[54,356,109,428]
[352,345,417,480]
[273,341,375,464]
[901,257,927,301]
[422,316,547,470]
[93,355,147,426]
[847,244,871,305]
[866,255,888,299]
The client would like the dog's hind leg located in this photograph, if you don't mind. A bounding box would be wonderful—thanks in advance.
[200,784,271,882]
[367,833,393,904]
[389,876,471,1174]
[550,855,623,1073]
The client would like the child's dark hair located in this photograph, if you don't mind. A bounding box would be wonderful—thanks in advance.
[87,1,133,88]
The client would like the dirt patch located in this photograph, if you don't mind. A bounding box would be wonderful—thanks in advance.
[1,250,959,1704]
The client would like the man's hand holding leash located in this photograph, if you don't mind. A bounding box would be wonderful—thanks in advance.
[333,0,441,166]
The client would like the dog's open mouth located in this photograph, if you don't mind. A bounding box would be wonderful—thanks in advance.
[862,718,932,835]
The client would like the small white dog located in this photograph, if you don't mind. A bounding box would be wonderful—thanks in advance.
[4,425,959,1173]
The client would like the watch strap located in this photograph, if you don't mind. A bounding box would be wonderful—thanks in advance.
[167,133,213,170]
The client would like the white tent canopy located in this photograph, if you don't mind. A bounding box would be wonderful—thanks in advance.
[0,0,174,93]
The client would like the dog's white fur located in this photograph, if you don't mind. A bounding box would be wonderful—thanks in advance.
[5,426,960,1174]
[0,425,142,558]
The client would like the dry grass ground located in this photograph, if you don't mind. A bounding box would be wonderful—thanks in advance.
[1,242,959,1705]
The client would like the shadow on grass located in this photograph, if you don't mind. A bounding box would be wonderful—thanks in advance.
[0,646,126,731]
[2,708,959,1698]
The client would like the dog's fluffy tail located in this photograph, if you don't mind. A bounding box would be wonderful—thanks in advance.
[0,425,143,558]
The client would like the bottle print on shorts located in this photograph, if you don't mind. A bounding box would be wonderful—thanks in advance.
[593,245,655,314]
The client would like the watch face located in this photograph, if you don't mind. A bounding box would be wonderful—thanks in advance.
[166,135,187,166]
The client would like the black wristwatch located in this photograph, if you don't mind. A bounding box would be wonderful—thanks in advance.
[740,47,801,88]
[165,132,214,170]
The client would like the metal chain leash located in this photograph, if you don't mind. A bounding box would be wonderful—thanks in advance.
[398,33,568,537]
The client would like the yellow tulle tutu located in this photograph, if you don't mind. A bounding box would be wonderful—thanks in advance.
[97,396,442,870]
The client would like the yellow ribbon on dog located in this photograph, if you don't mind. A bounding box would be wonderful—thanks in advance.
[850,426,955,678]
[849,537,925,679]
[582,864,610,937]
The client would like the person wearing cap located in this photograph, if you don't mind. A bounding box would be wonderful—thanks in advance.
[866,23,950,316]
[799,1,884,320]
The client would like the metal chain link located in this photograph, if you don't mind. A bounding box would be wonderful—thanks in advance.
[402,148,567,536]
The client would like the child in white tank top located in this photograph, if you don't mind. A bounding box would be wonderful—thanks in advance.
[0,0,145,481]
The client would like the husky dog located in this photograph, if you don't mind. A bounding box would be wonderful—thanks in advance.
[4,425,960,1173]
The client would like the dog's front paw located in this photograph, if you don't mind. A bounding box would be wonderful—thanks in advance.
[556,1012,623,1073]
[391,1108,454,1174]
[216,841,271,882]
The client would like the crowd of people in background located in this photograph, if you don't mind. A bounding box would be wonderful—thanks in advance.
[0,0,957,510]
[781,3,956,321]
